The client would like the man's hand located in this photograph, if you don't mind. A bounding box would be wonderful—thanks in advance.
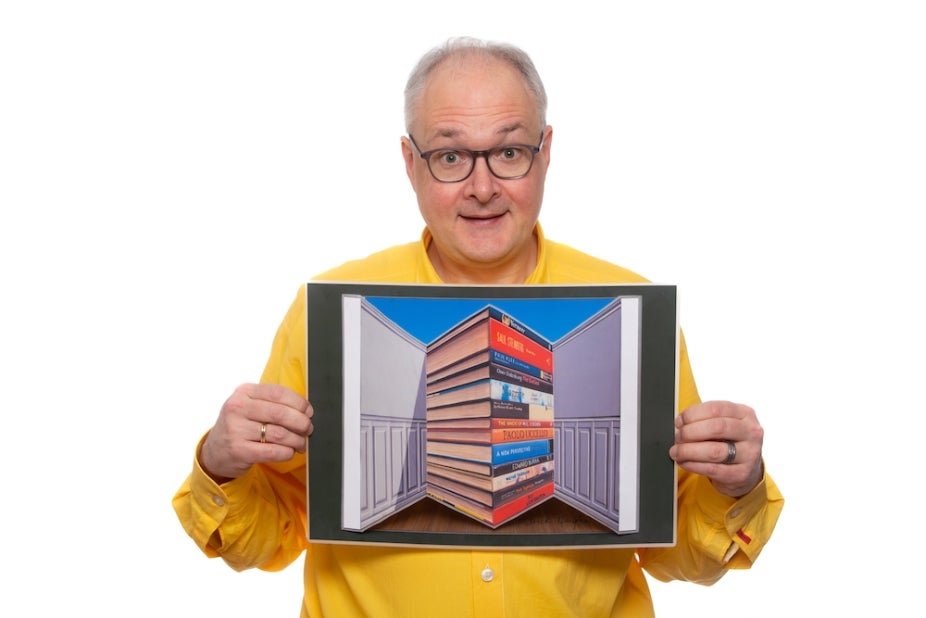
[669,400,764,498]
[199,383,314,483]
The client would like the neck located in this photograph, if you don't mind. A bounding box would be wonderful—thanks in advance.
[427,241,537,285]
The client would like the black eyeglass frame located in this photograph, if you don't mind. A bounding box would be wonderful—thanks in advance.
[408,132,545,183]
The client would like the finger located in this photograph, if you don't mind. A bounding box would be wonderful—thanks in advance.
[677,400,752,426]
[676,402,757,444]
[255,420,310,453]
[671,439,739,466]
[221,433,305,471]
[250,400,312,435]
[670,441,764,498]
[235,384,311,435]
[721,439,737,465]
[247,383,310,412]
[676,415,739,445]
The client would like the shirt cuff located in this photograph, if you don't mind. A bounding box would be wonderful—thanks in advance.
[690,469,772,565]
[721,472,774,566]
[189,433,255,554]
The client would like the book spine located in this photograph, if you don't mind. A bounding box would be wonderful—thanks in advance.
[489,379,554,408]
[492,461,555,492]
[490,319,554,374]
[426,485,492,524]
[493,470,555,506]
[426,464,493,492]
[426,430,489,444]
[426,349,490,383]
[426,417,552,429]
[426,440,491,462]
[488,400,531,419]
[490,452,554,476]
[425,320,491,375]
[427,377,553,408]
[426,362,490,395]
[425,398,531,420]
[428,460,555,494]
[427,454,491,476]
[490,426,555,443]
[489,349,553,382]
[491,481,555,525]
[491,418,553,428]
[426,379,490,408]
[489,363,553,393]
[426,425,555,445]
[486,307,552,349]
[426,473,493,507]
[491,438,553,465]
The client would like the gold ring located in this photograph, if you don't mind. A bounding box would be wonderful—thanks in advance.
[259,423,267,443]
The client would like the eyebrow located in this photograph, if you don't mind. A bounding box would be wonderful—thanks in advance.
[432,123,529,143]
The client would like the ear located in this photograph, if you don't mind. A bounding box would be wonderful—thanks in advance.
[401,137,417,186]
[540,125,553,166]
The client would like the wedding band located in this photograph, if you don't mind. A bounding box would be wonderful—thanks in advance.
[259,423,267,443]
[722,440,736,465]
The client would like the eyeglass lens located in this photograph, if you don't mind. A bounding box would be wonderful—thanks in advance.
[428,145,535,182]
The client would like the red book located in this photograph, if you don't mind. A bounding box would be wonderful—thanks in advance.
[489,319,553,374]
[491,481,555,524]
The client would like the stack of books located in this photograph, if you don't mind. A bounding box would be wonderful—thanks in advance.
[425,306,556,527]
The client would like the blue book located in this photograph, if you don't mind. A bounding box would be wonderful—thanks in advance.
[491,438,553,465]
[427,437,553,465]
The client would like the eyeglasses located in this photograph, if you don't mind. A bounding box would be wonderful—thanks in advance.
[408,133,544,183]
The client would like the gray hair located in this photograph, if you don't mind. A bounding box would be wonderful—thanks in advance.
[404,36,548,132]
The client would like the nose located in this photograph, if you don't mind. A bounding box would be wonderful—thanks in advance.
[466,153,499,203]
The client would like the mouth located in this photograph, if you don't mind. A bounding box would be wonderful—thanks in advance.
[460,212,506,222]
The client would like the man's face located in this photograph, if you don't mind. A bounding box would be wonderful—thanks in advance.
[402,55,552,284]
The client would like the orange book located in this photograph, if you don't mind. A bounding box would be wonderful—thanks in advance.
[427,425,555,445]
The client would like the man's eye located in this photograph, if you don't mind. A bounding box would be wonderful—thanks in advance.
[496,147,523,160]
[438,151,461,165]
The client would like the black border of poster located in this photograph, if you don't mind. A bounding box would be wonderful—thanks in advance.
[307,282,678,548]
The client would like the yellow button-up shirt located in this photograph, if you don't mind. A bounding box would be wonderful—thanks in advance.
[173,225,784,617]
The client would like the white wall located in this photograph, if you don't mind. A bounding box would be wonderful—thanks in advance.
[2,1,923,615]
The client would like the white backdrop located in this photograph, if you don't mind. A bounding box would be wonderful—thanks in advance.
[2,1,923,616]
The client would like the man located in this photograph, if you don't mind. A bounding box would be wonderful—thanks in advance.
[173,37,783,616]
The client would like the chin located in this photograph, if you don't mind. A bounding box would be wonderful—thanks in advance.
[462,247,516,266]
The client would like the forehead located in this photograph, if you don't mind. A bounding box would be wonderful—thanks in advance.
[415,55,539,142]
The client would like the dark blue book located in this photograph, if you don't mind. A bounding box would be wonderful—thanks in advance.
[489,348,553,382]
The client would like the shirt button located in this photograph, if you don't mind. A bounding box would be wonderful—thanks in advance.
[212,494,225,507]
[481,567,495,582]
[729,508,741,518]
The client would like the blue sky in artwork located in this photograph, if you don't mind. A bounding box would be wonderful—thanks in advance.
[365,296,616,344]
